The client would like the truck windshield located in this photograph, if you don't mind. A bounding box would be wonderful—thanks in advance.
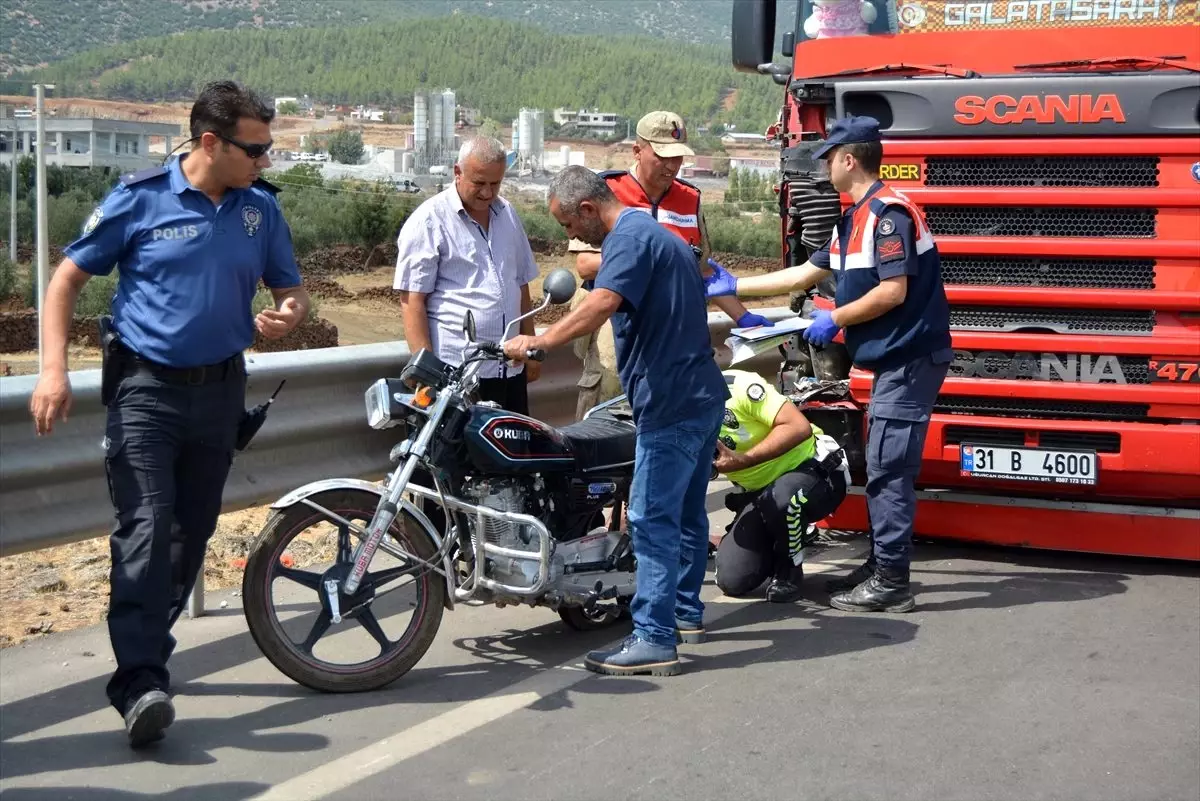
[794,0,1195,40]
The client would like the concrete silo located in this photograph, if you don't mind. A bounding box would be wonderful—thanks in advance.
[413,90,428,169]
[517,108,545,172]
[440,89,456,157]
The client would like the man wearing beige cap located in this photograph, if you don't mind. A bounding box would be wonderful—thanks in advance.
[567,110,771,420]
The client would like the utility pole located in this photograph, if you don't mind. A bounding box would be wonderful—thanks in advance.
[9,115,16,264]
[5,102,16,264]
[34,83,54,373]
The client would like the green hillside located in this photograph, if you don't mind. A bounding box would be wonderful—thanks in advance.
[3,0,794,72]
[25,17,785,130]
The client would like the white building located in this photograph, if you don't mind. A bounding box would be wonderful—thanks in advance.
[0,117,182,171]
[721,132,769,145]
[350,105,385,122]
[552,108,621,136]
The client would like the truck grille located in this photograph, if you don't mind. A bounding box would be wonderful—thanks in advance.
[942,426,1121,453]
[950,307,1156,335]
[949,349,1150,383]
[937,397,1149,421]
[925,206,1156,238]
[924,156,1160,188]
[1039,431,1122,453]
[940,257,1155,290]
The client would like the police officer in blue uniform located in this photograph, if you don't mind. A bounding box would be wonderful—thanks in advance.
[704,116,951,614]
[29,80,310,746]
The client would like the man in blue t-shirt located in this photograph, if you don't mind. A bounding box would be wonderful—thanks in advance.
[29,81,309,747]
[504,166,728,677]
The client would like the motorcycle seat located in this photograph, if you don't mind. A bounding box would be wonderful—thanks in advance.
[557,414,636,470]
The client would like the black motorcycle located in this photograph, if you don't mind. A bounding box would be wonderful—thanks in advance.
[241,269,641,693]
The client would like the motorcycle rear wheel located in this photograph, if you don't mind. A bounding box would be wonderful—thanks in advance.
[242,489,446,693]
[558,602,629,631]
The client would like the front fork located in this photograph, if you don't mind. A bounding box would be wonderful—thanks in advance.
[341,391,452,596]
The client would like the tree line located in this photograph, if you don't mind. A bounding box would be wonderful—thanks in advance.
[29,16,784,131]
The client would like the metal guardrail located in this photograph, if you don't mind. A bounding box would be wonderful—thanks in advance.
[0,307,793,564]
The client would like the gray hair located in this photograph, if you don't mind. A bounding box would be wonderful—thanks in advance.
[457,136,507,166]
[548,166,615,214]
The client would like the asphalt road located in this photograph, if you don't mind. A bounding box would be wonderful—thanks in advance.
[1,490,1197,801]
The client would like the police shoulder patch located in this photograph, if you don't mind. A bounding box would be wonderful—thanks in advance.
[877,217,896,236]
[876,235,906,264]
[82,206,103,235]
[746,383,766,402]
[119,165,168,187]
[722,408,739,429]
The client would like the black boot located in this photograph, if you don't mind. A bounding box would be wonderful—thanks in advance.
[829,566,914,613]
[823,558,876,594]
[765,563,804,604]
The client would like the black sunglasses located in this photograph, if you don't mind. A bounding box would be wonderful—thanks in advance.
[216,133,273,159]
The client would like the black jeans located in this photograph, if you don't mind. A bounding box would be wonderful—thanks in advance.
[102,359,245,714]
[715,461,848,597]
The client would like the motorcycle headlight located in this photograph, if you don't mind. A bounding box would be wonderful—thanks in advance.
[365,379,395,430]
[365,378,433,430]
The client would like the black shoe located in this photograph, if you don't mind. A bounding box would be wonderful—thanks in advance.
[123,689,175,748]
[829,568,915,613]
[765,577,804,603]
[823,559,876,594]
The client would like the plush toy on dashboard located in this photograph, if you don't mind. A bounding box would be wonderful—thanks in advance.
[802,0,879,38]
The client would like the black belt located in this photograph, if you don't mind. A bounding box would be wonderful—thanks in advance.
[119,344,243,386]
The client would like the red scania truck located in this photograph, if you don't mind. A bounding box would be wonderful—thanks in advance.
[731,0,1200,560]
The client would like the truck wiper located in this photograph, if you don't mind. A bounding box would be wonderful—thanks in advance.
[804,62,979,80]
[1015,55,1200,74]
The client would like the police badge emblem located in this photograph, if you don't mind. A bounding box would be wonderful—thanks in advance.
[722,408,739,429]
[83,207,103,235]
[242,205,263,237]
[878,217,896,236]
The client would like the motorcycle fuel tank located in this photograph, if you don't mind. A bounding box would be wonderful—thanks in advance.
[465,407,574,474]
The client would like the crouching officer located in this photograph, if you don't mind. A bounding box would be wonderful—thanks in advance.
[712,370,849,603]
[704,116,952,614]
[29,80,310,747]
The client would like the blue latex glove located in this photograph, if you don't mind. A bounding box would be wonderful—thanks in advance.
[704,258,738,299]
[736,311,774,329]
[803,309,841,346]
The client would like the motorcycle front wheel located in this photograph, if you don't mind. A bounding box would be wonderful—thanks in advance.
[241,489,447,693]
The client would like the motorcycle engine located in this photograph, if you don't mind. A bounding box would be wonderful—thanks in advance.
[460,478,541,588]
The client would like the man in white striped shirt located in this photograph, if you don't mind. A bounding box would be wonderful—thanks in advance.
[394,137,541,414]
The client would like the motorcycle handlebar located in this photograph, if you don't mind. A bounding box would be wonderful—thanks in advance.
[475,341,545,362]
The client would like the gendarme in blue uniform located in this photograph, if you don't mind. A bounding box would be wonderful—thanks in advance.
[66,155,302,367]
[809,116,952,599]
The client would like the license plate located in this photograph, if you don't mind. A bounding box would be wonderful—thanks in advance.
[960,444,1098,486]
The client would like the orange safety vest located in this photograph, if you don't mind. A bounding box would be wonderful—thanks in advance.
[599,169,703,248]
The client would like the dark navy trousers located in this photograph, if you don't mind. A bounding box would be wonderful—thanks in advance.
[102,361,245,713]
[864,349,952,573]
